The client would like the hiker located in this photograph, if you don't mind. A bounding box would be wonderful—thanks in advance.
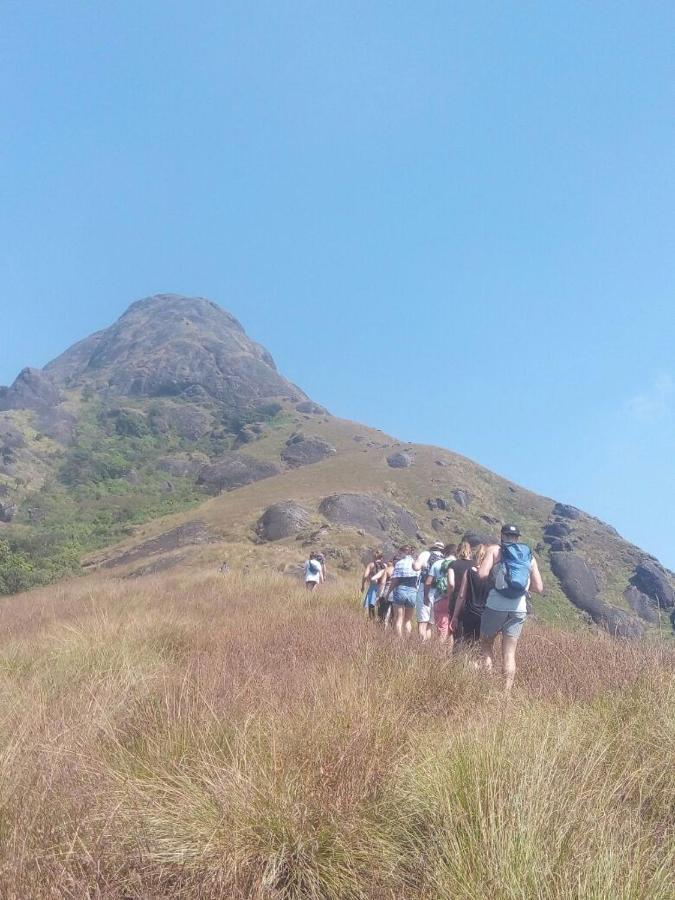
[450,544,490,645]
[477,524,544,691]
[445,542,474,649]
[304,551,325,591]
[384,545,419,638]
[423,543,456,643]
[361,552,386,620]
[414,541,446,640]
[376,558,395,627]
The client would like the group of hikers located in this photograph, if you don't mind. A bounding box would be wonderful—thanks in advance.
[303,524,543,690]
[359,525,544,690]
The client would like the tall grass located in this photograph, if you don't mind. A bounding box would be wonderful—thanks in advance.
[0,571,671,898]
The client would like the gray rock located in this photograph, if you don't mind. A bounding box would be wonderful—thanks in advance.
[552,503,582,520]
[319,492,417,539]
[257,501,310,541]
[295,401,327,415]
[550,552,644,639]
[157,453,209,478]
[630,561,675,609]
[0,501,17,523]
[426,498,449,511]
[431,517,446,533]
[387,451,414,469]
[624,586,661,625]
[197,454,281,494]
[281,434,336,468]
[451,489,473,509]
[544,522,572,539]
[435,459,449,467]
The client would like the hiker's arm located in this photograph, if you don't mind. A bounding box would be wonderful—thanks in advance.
[412,553,426,572]
[443,568,455,602]
[478,545,499,580]
[529,558,544,595]
[361,564,371,591]
[451,571,469,629]
[424,574,434,606]
[385,576,399,599]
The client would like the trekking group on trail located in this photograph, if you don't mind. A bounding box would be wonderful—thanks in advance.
[359,524,544,690]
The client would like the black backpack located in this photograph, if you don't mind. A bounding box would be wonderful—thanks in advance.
[423,550,444,579]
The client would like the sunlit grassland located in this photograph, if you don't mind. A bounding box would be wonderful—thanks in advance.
[0,571,672,898]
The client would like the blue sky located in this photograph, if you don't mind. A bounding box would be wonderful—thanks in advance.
[2,2,675,567]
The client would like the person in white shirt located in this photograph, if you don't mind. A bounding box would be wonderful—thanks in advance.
[304,551,325,591]
[413,541,446,641]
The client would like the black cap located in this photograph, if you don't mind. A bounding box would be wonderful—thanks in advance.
[501,524,520,537]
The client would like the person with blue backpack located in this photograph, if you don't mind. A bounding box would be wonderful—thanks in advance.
[477,524,544,691]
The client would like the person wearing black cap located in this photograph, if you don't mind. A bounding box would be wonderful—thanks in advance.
[477,524,544,691]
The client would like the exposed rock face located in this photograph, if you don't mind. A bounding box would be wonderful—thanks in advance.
[281,434,336,468]
[544,522,572,539]
[319,493,417,539]
[197,454,281,494]
[0,501,17,523]
[257,501,310,541]
[295,401,327,415]
[426,498,449,511]
[0,368,61,412]
[552,503,582,520]
[451,489,473,509]
[101,520,214,569]
[550,552,644,639]
[387,451,413,469]
[44,294,306,409]
[630,561,675,609]
[624,586,661,625]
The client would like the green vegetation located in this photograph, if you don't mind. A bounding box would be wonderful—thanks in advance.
[0,571,672,897]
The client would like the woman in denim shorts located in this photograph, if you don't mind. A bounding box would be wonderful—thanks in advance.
[384,545,419,638]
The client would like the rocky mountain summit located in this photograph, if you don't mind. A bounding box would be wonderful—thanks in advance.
[1,294,673,639]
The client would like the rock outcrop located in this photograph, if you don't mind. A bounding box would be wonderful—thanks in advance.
[386,451,413,469]
[281,434,336,468]
[550,552,643,639]
[257,501,310,541]
[100,520,214,569]
[0,368,62,412]
[197,454,280,494]
[319,493,417,539]
[630,561,675,609]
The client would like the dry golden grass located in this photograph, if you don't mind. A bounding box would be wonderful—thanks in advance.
[0,571,672,898]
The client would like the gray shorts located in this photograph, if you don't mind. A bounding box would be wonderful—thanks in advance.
[480,608,526,640]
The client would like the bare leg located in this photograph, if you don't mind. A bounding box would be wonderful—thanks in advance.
[501,635,518,692]
[404,608,414,636]
[447,633,455,654]
[418,622,431,642]
[480,635,496,673]
[394,605,405,638]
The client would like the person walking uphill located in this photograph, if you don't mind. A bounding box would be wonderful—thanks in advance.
[361,552,386,620]
[478,525,544,691]
[384,545,419,638]
[414,541,446,641]
[304,551,325,591]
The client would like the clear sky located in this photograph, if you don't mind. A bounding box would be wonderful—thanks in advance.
[2,2,674,568]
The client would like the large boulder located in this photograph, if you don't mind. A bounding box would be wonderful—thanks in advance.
[0,501,17,523]
[319,493,417,539]
[197,454,280,494]
[295,400,327,415]
[544,522,572,539]
[257,501,311,541]
[281,434,336,468]
[157,453,209,478]
[624,586,661,625]
[387,451,414,469]
[451,489,473,509]
[550,552,644,639]
[630,561,675,609]
[552,503,582,520]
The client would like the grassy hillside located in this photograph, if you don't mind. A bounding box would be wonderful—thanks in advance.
[0,570,673,898]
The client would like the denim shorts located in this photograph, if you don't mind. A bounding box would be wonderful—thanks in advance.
[392,585,417,608]
[480,608,526,640]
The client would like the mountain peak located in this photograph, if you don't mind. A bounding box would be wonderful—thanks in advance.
[42,294,303,406]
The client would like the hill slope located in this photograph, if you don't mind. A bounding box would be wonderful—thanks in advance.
[1,294,673,637]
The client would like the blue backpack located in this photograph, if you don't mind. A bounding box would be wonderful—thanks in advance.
[497,543,532,599]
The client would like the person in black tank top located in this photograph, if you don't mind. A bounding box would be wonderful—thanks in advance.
[451,544,490,643]
[447,542,473,651]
